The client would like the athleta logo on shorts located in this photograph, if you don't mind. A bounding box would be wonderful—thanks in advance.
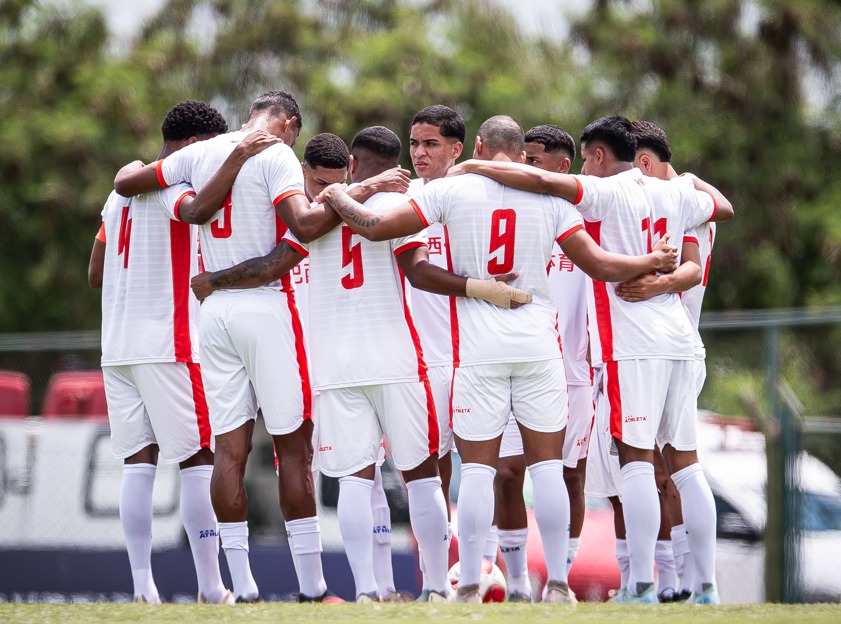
[319,444,333,452]
[500,546,521,553]
[576,436,588,446]
[199,529,218,539]
[624,415,647,423]
[452,406,471,414]
[372,524,391,535]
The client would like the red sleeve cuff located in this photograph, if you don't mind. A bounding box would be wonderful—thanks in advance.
[556,223,584,245]
[408,198,429,228]
[284,238,309,258]
[572,177,584,205]
[173,191,195,222]
[95,222,106,243]
[705,191,718,222]
[273,189,306,207]
[394,241,426,257]
[155,160,169,189]
[683,236,699,245]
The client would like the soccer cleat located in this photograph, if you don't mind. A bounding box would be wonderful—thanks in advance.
[454,583,482,604]
[381,590,408,602]
[612,585,658,604]
[297,589,345,603]
[688,586,721,605]
[355,591,380,603]
[675,589,693,602]
[608,588,628,603]
[234,594,263,604]
[657,588,677,603]
[507,590,532,603]
[544,581,578,604]
[415,589,431,602]
[133,595,161,604]
[198,589,236,604]
[427,589,451,603]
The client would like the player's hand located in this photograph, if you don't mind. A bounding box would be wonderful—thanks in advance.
[314,182,347,205]
[491,273,531,309]
[651,232,678,273]
[615,274,662,303]
[191,272,214,302]
[236,130,281,157]
[446,160,477,177]
[364,166,411,195]
[466,277,532,309]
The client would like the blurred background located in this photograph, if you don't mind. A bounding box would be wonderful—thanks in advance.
[1,0,841,604]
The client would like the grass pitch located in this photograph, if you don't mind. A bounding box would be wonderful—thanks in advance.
[2,602,840,624]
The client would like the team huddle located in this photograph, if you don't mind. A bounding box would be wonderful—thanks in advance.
[89,90,733,605]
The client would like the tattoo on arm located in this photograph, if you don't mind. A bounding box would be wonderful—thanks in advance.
[209,242,299,289]
[333,193,383,228]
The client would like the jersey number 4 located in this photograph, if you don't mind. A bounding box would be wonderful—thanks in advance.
[341,226,364,289]
[488,209,516,274]
[210,191,233,239]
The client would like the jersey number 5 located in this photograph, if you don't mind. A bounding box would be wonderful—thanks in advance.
[341,226,364,289]
[210,191,233,239]
[488,209,516,274]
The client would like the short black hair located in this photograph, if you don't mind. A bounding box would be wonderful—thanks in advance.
[248,90,302,130]
[477,115,524,156]
[525,124,576,162]
[351,126,402,162]
[304,133,350,170]
[411,105,466,143]
[631,120,672,163]
[579,115,636,162]
[161,100,227,142]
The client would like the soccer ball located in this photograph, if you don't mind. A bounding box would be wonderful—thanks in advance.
[447,559,507,602]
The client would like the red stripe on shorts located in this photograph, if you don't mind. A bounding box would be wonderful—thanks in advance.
[606,360,623,442]
[422,377,439,456]
[285,291,312,421]
[187,362,212,448]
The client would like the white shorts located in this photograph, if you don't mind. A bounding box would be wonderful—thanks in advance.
[199,290,311,436]
[584,378,622,499]
[428,364,456,456]
[316,380,437,477]
[451,358,568,442]
[603,359,697,451]
[103,362,212,463]
[694,358,707,397]
[563,383,594,468]
[499,413,522,458]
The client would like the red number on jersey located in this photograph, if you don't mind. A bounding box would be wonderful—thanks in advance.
[488,209,516,275]
[210,190,233,239]
[341,225,364,289]
[118,205,132,269]
[641,217,667,252]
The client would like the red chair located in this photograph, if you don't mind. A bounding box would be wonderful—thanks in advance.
[0,370,31,417]
[41,370,108,419]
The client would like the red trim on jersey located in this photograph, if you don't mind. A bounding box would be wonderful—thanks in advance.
[155,160,169,189]
[285,238,309,258]
[187,362,212,448]
[173,190,195,222]
[443,226,460,368]
[170,220,194,362]
[584,220,615,362]
[397,267,430,382]
[393,240,425,256]
[422,377,439,456]
[556,223,584,245]
[702,227,714,287]
[555,313,563,353]
[272,189,306,207]
[683,236,699,245]
[606,360,623,442]
[95,222,106,243]
[285,290,312,421]
[705,191,718,222]
[408,198,429,228]
[572,177,584,205]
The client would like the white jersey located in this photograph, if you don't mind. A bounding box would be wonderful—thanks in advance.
[547,246,591,386]
[158,130,306,293]
[682,222,716,360]
[573,168,716,365]
[407,178,452,367]
[284,192,429,390]
[100,186,200,365]
[413,173,583,367]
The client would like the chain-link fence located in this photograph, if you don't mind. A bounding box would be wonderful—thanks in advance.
[1,309,840,602]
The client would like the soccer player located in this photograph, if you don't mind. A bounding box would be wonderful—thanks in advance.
[448,115,732,604]
[113,91,335,602]
[89,100,269,605]
[405,104,465,598]
[318,115,680,604]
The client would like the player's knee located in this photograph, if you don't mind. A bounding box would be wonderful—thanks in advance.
[563,466,585,496]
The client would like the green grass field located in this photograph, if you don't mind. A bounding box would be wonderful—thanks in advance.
[2,603,839,624]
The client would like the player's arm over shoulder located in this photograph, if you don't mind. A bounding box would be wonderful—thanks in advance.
[678,173,734,222]
[450,160,581,201]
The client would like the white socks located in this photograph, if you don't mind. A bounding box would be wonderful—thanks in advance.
[499,528,531,596]
[567,536,580,574]
[180,465,226,603]
[287,516,328,598]
[672,463,716,592]
[120,463,160,603]
[483,525,499,564]
[528,460,570,584]
[371,467,396,596]
[456,463,496,588]
[655,539,677,595]
[337,476,378,597]
[218,521,259,601]
[620,461,659,594]
[615,538,630,590]
[671,524,695,593]
[407,476,450,594]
